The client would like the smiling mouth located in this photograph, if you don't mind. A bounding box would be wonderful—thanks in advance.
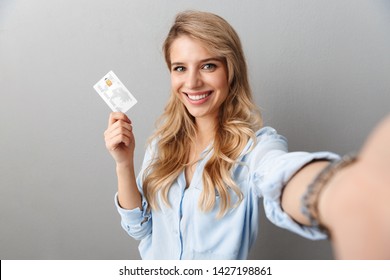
[185,91,212,101]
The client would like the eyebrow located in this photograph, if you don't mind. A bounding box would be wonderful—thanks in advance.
[171,57,224,66]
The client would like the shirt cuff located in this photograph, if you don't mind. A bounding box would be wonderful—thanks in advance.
[114,192,150,227]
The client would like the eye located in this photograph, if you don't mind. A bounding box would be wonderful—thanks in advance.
[173,66,185,72]
[202,63,217,71]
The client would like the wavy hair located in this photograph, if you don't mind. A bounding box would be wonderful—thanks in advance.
[143,10,263,217]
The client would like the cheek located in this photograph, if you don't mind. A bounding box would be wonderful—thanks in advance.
[211,69,228,87]
[170,75,181,92]
[170,75,176,88]
[214,75,229,95]
[217,81,229,104]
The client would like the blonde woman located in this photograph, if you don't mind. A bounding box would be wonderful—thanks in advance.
[104,11,390,259]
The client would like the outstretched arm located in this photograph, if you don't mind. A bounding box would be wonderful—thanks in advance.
[281,114,390,259]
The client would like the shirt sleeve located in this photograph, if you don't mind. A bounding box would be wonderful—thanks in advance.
[114,143,155,241]
[250,127,340,239]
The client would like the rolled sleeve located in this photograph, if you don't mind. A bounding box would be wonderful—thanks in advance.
[261,151,339,239]
[115,193,152,240]
[250,127,340,239]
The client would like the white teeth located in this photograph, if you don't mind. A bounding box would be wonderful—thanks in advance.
[187,92,210,101]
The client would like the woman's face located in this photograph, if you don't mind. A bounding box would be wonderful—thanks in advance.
[169,35,229,122]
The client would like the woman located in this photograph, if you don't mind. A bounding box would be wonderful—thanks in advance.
[104,10,390,259]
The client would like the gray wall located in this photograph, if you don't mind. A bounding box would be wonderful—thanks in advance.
[1,0,389,260]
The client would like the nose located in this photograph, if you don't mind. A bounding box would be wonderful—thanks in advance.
[185,69,203,89]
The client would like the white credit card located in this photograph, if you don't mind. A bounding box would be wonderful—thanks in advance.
[93,70,137,113]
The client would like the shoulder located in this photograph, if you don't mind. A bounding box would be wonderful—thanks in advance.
[255,126,287,141]
[240,126,288,157]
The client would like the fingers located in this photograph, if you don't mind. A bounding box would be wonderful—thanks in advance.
[108,112,131,127]
[105,112,134,150]
[105,123,132,140]
[107,118,133,133]
[105,131,133,150]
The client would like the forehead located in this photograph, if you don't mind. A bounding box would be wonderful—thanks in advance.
[170,35,218,62]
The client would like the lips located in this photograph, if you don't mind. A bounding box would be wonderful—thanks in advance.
[187,92,211,101]
[184,91,212,103]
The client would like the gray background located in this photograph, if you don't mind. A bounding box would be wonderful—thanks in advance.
[1,0,389,260]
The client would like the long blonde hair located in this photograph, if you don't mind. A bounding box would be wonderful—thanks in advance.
[143,10,263,217]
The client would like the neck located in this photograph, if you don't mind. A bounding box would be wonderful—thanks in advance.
[194,116,217,146]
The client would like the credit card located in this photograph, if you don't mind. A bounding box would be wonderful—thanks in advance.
[93,70,137,113]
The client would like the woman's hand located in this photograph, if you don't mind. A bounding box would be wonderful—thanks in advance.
[104,112,135,166]
[319,114,390,259]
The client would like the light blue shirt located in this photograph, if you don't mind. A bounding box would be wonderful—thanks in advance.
[115,127,339,259]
